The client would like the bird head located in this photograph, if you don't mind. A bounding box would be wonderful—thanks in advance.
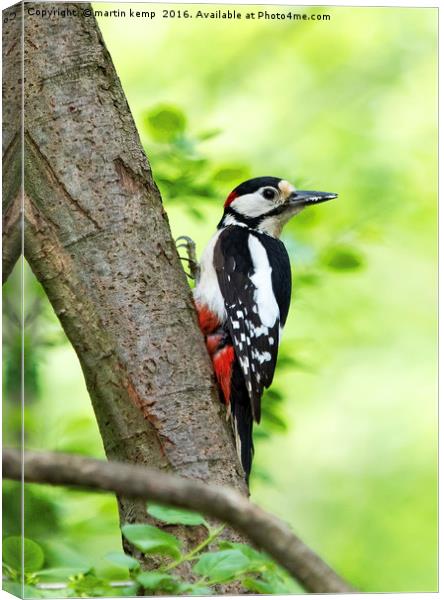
[219,176,337,237]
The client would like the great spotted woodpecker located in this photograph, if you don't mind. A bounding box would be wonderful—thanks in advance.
[192,176,337,481]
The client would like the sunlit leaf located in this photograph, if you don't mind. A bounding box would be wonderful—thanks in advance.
[217,541,273,569]
[147,503,207,527]
[193,549,250,583]
[121,524,181,558]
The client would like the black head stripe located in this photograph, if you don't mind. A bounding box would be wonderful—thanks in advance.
[232,176,283,197]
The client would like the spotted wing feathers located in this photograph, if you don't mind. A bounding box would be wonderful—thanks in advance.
[214,227,282,422]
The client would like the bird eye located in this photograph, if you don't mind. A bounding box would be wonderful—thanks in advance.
[262,187,277,200]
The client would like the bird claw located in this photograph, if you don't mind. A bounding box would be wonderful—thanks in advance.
[176,235,201,281]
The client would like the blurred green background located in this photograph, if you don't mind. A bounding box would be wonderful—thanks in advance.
[3,4,437,594]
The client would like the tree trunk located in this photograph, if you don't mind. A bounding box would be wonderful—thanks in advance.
[10,0,247,559]
[2,3,22,283]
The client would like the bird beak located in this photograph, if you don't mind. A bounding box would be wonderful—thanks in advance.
[288,190,338,207]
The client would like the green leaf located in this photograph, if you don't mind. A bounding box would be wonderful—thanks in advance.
[243,576,277,593]
[243,576,274,593]
[147,503,207,527]
[243,572,291,594]
[218,542,273,570]
[121,524,181,558]
[3,536,45,573]
[105,551,140,571]
[218,542,268,561]
[145,104,187,142]
[137,570,181,592]
[193,549,250,583]
[321,244,365,271]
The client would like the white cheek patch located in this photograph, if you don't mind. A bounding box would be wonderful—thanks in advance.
[230,192,272,218]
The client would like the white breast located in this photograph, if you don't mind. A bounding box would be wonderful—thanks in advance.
[193,230,227,322]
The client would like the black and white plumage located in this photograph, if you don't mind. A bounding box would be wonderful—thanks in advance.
[194,176,337,481]
[214,225,290,421]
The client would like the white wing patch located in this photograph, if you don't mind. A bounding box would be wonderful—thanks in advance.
[248,235,280,329]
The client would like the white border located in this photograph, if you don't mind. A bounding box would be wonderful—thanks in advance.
[0,1,439,599]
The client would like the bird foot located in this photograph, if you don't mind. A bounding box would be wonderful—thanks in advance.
[176,235,201,281]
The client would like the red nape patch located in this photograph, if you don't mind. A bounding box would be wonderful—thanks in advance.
[196,303,220,335]
[213,345,235,405]
[224,190,238,208]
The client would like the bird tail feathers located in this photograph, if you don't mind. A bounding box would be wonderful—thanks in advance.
[231,396,254,483]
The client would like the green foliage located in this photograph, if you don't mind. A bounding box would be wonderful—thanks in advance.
[141,102,251,221]
[3,536,45,573]
[2,507,290,597]
[147,503,209,527]
[2,483,61,539]
[120,507,290,595]
[136,570,178,591]
[145,104,187,142]
[120,523,181,558]
[193,549,251,582]
[244,570,292,594]
[321,244,365,271]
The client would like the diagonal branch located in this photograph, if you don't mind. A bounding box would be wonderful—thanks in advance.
[3,448,355,594]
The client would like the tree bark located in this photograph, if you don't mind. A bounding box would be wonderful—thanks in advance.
[19,0,247,556]
[2,3,22,283]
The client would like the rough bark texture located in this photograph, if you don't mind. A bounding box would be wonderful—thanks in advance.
[19,0,247,553]
[2,4,22,282]
[4,448,355,593]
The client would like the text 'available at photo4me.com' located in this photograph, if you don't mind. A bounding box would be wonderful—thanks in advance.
[6,5,332,23]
